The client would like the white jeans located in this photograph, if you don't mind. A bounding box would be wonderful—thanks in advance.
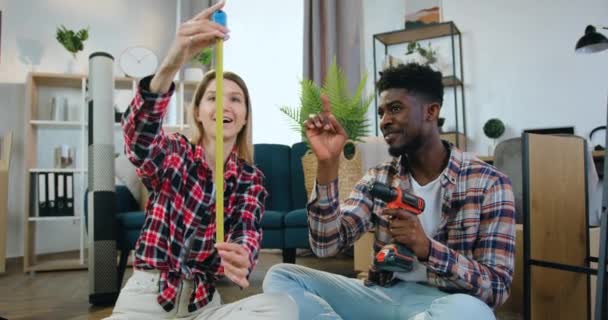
[105,270,297,320]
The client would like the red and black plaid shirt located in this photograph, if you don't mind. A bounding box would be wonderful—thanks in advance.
[122,76,267,312]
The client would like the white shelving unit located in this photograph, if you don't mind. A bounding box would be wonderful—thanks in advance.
[23,72,196,273]
[28,216,81,222]
[29,168,87,173]
[30,120,82,128]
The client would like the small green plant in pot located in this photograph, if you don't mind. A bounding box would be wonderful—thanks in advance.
[56,25,89,58]
[279,58,373,158]
[406,41,437,66]
[483,118,505,155]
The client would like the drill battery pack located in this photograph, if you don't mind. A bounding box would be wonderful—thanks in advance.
[374,243,416,273]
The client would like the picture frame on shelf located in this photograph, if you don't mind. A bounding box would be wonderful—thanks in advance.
[404,0,442,28]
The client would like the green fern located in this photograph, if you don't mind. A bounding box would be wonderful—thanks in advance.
[279,58,373,143]
[278,105,304,135]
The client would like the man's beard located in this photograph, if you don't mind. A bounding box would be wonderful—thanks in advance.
[387,133,423,157]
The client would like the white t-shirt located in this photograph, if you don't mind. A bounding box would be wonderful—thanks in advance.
[394,174,443,283]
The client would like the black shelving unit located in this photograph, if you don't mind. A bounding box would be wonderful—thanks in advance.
[372,21,467,150]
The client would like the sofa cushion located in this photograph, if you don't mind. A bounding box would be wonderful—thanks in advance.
[254,144,292,211]
[285,208,308,227]
[261,210,285,228]
[84,186,142,232]
[261,229,284,249]
[115,185,140,213]
[284,227,310,249]
[116,211,145,229]
[290,142,309,208]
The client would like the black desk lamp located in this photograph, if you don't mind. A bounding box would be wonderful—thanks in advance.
[575,24,608,320]
[576,25,608,53]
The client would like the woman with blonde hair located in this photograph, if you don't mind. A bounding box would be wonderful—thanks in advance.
[105,2,296,319]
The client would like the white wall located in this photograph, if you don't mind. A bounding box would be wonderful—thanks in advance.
[362,0,407,135]
[0,0,303,258]
[363,0,608,154]
[443,0,608,154]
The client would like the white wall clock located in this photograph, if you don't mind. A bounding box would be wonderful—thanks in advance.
[119,46,159,78]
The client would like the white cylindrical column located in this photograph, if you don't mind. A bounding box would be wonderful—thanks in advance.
[87,52,118,305]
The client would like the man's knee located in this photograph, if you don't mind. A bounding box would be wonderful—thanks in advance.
[262,263,303,292]
[441,294,489,309]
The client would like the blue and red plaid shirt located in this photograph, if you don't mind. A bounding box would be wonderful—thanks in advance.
[308,144,516,308]
[122,76,267,312]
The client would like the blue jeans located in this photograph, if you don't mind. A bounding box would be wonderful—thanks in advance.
[262,264,495,320]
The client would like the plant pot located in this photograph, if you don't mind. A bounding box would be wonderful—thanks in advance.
[487,139,497,156]
[66,58,77,74]
[66,54,86,74]
[301,141,362,203]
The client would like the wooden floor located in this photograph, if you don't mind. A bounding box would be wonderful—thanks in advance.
[0,250,355,320]
[0,250,522,320]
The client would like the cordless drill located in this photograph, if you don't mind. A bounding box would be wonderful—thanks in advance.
[369,182,425,273]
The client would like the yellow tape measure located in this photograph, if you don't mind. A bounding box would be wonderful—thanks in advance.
[212,10,227,243]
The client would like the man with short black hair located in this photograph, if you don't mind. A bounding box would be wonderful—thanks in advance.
[263,63,515,320]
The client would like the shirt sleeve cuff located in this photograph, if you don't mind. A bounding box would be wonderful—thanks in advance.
[309,178,339,206]
[138,75,176,102]
[423,238,454,276]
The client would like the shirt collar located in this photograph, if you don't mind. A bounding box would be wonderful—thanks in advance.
[394,141,461,185]
[194,142,239,180]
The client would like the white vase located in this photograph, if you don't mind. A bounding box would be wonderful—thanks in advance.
[50,96,69,121]
[487,139,497,156]
[66,54,86,74]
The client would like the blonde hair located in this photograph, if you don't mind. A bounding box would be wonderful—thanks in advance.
[190,70,253,164]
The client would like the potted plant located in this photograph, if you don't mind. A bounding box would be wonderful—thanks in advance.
[185,47,213,81]
[280,58,373,200]
[405,41,438,66]
[483,118,505,155]
[56,25,89,58]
